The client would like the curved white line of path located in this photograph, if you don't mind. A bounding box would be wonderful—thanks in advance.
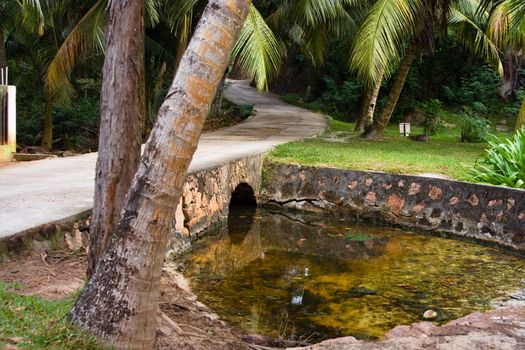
[0,80,327,240]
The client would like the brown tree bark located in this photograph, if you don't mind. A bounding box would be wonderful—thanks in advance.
[355,86,371,132]
[69,1,252,348]
[362,44,417,140]
[87,0,145,277]
[499,48,516,99]
[42,93,53,150]
[0,30,7,69]
[355,72,383,132]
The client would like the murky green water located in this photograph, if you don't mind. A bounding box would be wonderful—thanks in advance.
[182,208,525,342]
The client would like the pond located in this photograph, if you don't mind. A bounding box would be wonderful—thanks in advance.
[181,207,525,343]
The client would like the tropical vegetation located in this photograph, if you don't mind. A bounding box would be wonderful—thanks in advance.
[472,127,525,188]
[2,0,525,348]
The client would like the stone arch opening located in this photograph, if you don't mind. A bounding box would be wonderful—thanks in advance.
[229,182,257,208]
[228,183,257,244]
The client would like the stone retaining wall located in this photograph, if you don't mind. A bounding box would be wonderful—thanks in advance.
[261,163,525,251]
[0,154,265,260]
[167,153,265,257]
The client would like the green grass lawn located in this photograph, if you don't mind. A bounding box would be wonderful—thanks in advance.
[0,282,105,350]
[268,119,488,181]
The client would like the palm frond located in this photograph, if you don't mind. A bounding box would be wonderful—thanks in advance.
[349,0,423,84]
[487,0,510,47]
[162,0,201,34]
[486,0,525,50]
[232,5,283,91]
[146,0,161,27]
[20,0,45,35]
[45,0,106,102]
[506,0,525,31]
[449,6,503,75]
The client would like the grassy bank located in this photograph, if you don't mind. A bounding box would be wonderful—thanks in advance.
[0,282,105,350]
[268,119,488,181]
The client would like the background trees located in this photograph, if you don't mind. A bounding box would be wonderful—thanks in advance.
[4,0,525,149]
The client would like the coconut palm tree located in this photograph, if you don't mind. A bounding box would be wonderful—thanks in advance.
[482,0,525,129]
[69,1,252,348]
[231,0,364,91]
[350,0,503,140]
[0,1,44,68]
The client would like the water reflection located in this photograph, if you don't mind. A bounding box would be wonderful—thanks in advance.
[227,206,256,245]
[183,208,525,342]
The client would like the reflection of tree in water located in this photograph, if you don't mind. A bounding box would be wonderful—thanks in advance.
[227,207,256,245]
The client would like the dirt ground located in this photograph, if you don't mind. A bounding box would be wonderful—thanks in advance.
[0,250,253,350]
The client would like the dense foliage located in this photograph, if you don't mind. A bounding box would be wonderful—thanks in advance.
[278,42,524,128]
[2,0,525,189]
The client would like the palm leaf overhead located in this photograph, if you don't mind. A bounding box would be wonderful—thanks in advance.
[288,0,356,27]
[45,0,193,101]
[506,0,525,30]
[349,0,423,85]
[487,0,525,49]
[161,0,202,34]
[449,0,503,75]
[232,5,283,91]
[20,0,45,35]
[45,0,105,101]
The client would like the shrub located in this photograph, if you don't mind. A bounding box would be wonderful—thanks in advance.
[318,77,362,120]
[237,104,255,118]
[471,101,488,115]
[461,113,490,143]
[419,99,444,135]
[281,94,304,106]
[471,128,525,188]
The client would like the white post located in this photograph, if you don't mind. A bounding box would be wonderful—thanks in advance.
[8,85,16,147]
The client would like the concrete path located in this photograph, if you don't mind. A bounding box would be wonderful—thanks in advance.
[0,80,326,240]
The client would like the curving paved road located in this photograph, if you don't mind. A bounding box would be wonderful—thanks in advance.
[0,80,326,240]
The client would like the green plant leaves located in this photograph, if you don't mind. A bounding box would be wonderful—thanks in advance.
[471,128,525,188]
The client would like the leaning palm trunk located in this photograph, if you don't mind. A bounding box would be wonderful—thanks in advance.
[516,96,525,130]
[87,0,145,278]
[355,86,371,132]
[355,71,384,132]
[362,44,417,140]
[499,48,520,99]
[69,0,252,348]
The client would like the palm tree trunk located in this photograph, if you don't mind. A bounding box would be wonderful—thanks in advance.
[42,93,53,150]
[356,71,384,132]
[87,0,145,278]
[0,30,7,69]
[355,87,371,132]
[362,44,417,140]
[68,1,252,348]
[499,48,517,100]
[516,96,525,130]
